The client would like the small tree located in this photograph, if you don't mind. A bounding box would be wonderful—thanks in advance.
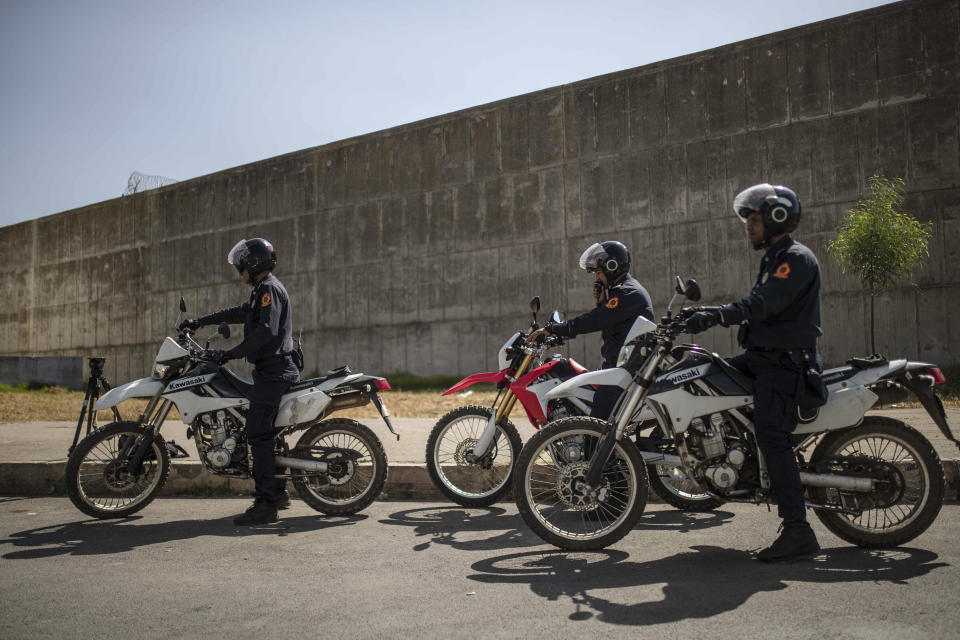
[827,175,932,355]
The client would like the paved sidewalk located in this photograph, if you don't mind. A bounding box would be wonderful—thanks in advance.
[1,408,957,500]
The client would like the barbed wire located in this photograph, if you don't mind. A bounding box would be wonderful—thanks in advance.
[123,171,178,195]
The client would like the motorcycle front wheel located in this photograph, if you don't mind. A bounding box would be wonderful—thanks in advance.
[514,417,647,550]
[425,405,522,507]
[65,421,170,519]
[291,418,387,516]
[810,416,945,548]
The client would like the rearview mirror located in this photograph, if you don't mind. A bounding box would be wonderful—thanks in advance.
[179,297,186,313]
[684,279,701,302]
[218,322,231,339]
[529,296,541,314]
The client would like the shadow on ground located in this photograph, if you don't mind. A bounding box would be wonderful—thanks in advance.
[468,545,948,626]
[2,511,364,559]
[380,505,735,551]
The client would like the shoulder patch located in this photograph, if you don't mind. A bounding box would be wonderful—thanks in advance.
[605,296,620,309]
[772,262,791,279]
[261,292,272,307]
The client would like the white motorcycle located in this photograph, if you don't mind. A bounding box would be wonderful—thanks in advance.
[514,278,957,550]
[65,299,396,519]
[426,297,716,511]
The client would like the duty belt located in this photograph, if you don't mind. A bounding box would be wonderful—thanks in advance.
[255,354,293,368]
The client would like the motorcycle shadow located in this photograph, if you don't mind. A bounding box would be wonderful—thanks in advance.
[2,512,365,560]
[468,545,948,626]
[380,505,735,552]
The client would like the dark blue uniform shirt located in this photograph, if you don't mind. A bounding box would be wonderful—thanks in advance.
[549,274,655,366]
[201,274,295,366]
[719,236,821,350]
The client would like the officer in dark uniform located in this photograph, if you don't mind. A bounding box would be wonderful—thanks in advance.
[685,184,822,562]
[180,238,300,525]
[528,241,655,420]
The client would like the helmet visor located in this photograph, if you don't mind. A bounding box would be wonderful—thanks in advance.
[578,243,606,272]
[227,239,250,272]
[732,183,776,222]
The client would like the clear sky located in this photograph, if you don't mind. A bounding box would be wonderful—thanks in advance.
[0,0,892,228]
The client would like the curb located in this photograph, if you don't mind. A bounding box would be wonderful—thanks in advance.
[2,460,959,503]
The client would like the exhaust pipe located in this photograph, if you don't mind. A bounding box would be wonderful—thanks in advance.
[800,472,874,492]
[275,455,328,473]
[639,452,683,467]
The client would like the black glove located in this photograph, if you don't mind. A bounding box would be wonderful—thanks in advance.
[179,318,201,332]
[685,310,720,334]
[204,349,231,364]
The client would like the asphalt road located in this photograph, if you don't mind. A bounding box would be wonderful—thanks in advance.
[1,497,958,639]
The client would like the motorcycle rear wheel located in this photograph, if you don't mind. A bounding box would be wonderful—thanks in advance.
[425,405,522,507]
[291,418,387,516]
[810,416,944,548]
[644,426,721,512]
[514,417,646,550]
[65,421,170,519]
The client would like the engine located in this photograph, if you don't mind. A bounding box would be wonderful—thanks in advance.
[193,411,247,472]
[684,413,753,495]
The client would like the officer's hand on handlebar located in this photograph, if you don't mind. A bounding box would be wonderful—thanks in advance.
[179,318,201,332]
[203,349,231,364]
[684,309,721,334]
[526,327,551,344]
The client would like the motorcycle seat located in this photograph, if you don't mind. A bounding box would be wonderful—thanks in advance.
[286,365,354,393]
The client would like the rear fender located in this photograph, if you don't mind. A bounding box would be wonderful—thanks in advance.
[895,362,958,450]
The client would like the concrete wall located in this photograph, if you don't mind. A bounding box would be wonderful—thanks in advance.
[1,0,958,385]
[0,357,83,390]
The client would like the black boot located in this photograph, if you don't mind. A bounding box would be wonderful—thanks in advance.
[275,488,291,510]
[233,498,278,526]
[757,520,820,563]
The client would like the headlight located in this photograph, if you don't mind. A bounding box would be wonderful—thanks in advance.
[616,344,635,367]
[152,363,171,379]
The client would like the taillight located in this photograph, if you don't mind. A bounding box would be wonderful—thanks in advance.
[927,368,946,385]
[374,378,392,391]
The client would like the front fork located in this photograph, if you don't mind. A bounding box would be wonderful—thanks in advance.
[585,346,666,488]
[124,389,173,474]
[470,354,534,460]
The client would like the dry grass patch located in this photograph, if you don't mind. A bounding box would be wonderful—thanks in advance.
[0,389,528,423]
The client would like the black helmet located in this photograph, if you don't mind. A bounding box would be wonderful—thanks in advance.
[578,241,631,280]
[733,183,801,236]
[228,238,277,278]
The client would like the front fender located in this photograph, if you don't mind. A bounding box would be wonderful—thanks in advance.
[442,371,507,396]
[94,377,165,410]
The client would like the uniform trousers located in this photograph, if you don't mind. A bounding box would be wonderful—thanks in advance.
[247,360,299,502]
[728,349,820,522]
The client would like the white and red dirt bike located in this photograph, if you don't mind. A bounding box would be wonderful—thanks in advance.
[65,298,396,519]
[514,277,957,550]
[425,297,718,510]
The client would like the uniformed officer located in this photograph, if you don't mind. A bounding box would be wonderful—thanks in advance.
[180,238,300,525]
[685,184,822,563]
[528,241,655,420]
